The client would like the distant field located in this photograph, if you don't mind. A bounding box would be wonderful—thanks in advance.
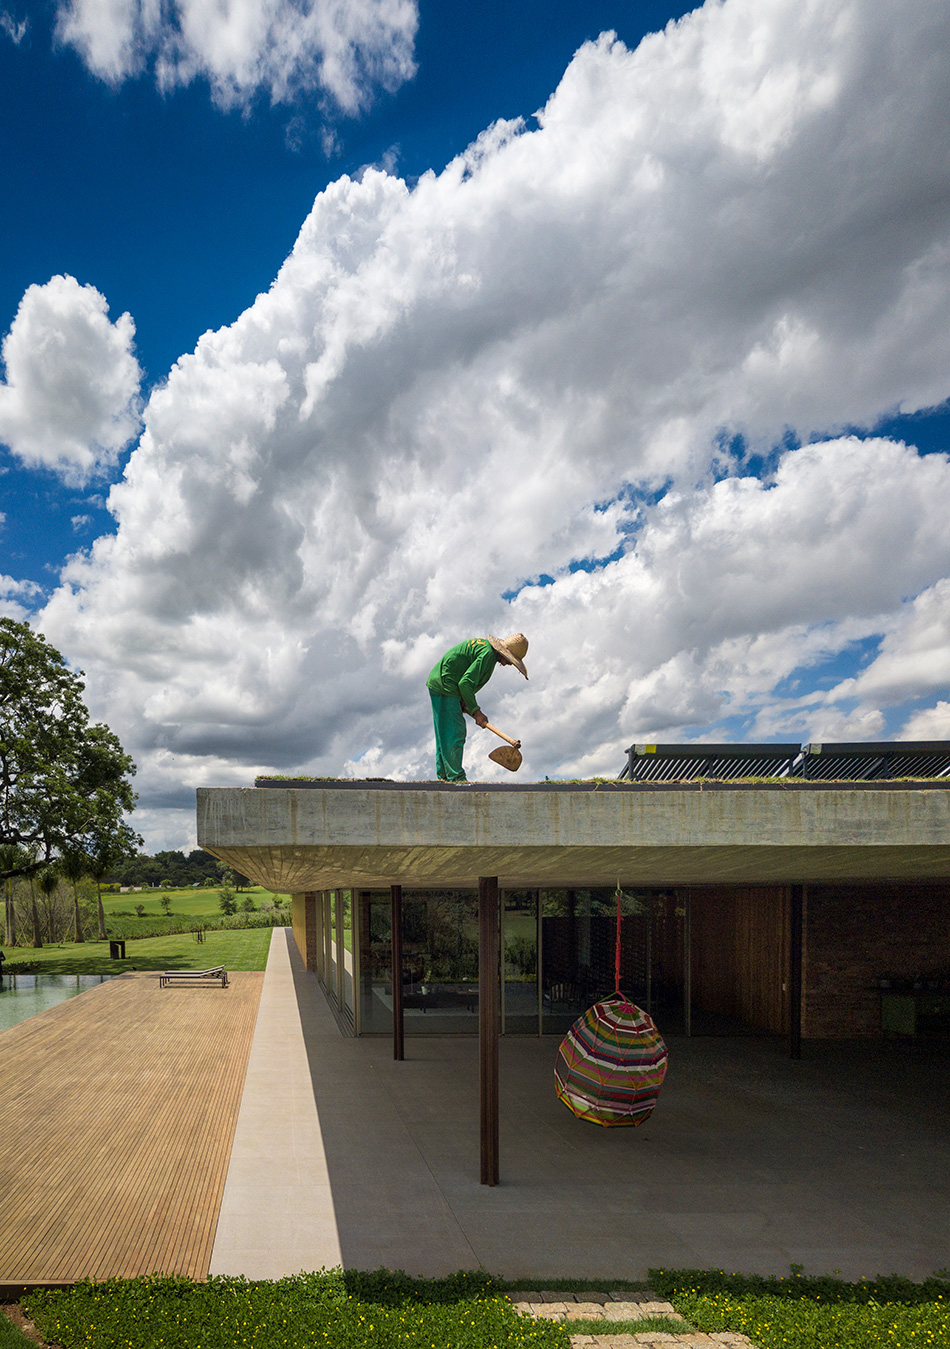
[4,927,276,974]
[101,885,284,920]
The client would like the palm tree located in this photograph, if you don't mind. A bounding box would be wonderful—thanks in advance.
[26,854,43,948]
[88,853,112,942]
[37,868,59,943]
[59,850,88,944]
[0,844,17,945]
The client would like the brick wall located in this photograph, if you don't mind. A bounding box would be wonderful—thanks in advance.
[804,881,950,1036]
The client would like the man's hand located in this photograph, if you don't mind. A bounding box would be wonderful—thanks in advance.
[474,710,489,729]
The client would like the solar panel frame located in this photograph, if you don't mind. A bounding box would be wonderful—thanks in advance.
[620,743,800,781]
[619,740,950,782]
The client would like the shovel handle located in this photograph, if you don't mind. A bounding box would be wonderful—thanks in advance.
[483,720,521,749]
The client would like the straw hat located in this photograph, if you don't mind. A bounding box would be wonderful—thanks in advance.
[489,632,529,679]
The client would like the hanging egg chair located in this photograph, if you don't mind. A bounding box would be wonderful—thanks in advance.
[555,994,668,1126]
[554,888,668,1127]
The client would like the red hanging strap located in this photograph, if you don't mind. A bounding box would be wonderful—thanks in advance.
[614,886,623,994]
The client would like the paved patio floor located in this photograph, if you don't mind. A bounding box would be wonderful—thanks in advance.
[211,928,950,1282]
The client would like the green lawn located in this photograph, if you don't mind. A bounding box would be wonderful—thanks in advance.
[100,885,281,920]
[0,1313,31,1348]
[4,926,276,974]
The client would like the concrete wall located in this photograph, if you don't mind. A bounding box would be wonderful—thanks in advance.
[291,893,306,968]
[291,892,321,973]
[804,880,950,1036]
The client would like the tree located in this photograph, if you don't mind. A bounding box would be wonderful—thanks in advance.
[218,888,236,916]
[26,864,43,948]
[37,867,60,943]
[0,844,18,944]
[0,619,141,887]
[60,848,92,943]
[87,845,125,942]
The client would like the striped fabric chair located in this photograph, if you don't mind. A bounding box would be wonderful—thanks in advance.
[554,994,668,1127]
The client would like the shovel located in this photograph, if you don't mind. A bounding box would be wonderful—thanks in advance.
[483,721,523,773]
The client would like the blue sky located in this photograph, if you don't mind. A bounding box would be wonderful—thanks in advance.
[2,0,950,848]
[0,0,694,586]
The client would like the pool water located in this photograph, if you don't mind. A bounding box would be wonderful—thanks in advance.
[0,973,113,1031]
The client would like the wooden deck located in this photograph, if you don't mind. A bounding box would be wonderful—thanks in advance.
[0,971,263,1288]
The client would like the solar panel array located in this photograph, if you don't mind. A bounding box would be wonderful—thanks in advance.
[618,741,950,782]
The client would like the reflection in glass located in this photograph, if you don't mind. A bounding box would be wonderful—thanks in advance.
[359,890,480,1033]
[503,889,538,1033]
[358,891,392,1033]
[351,885,683,1038]
[541,888,655,1035]
[340,889,355,1018]
[328,889,338,1005]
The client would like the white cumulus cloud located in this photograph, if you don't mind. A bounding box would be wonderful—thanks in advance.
[0,275,141,483]
[55,0,418,113]
[0,10,27,43]
[0,575,44,622]
[34,0,950,840]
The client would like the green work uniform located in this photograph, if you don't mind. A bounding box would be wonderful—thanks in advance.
[426,638,501,782]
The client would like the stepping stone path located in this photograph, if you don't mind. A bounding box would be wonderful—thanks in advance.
[505,1291,757,1349]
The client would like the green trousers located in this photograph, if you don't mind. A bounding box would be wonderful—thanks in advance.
[430,692,468,782]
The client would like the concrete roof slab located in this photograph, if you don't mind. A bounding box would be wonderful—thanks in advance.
[196,784,950,891]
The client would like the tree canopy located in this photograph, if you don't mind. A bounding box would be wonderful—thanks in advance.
[0,618,141,884]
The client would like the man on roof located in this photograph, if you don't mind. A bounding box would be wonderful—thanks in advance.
[426,633,529,783]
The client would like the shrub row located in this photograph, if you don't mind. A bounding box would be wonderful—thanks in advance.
[102,910,288,941]
[649,1268,950,1305]
[24,1270,569,1349]
[651,1269,950,1349]
[668,1290,950,1348]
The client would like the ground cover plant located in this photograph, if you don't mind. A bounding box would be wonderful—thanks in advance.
[2,925,275,974]
[651,1267,950,1349]
[24,1270,571,1349]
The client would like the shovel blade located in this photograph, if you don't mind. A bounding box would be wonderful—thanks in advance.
[489,744,522,773]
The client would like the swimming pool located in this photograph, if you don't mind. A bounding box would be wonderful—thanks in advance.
[0,973,113,1032]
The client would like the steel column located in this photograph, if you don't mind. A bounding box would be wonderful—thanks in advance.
[683,888,692,1037]
[789,883,804,1060]
[479,875,500,1186]
[391,884,404,1061]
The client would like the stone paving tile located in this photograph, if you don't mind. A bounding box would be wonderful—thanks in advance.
[508,1290,758,1348]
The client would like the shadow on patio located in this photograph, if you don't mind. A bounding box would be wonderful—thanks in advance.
[211,929,950,1282]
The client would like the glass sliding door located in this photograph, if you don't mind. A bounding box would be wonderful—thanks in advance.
[356,889,481,1034]
[358,891,394,1033]
[340,889,356,1027]
[503,889,539,1034]
[348,884,685,1038]
[401,890,479,1033]
[327,890,338,1005]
